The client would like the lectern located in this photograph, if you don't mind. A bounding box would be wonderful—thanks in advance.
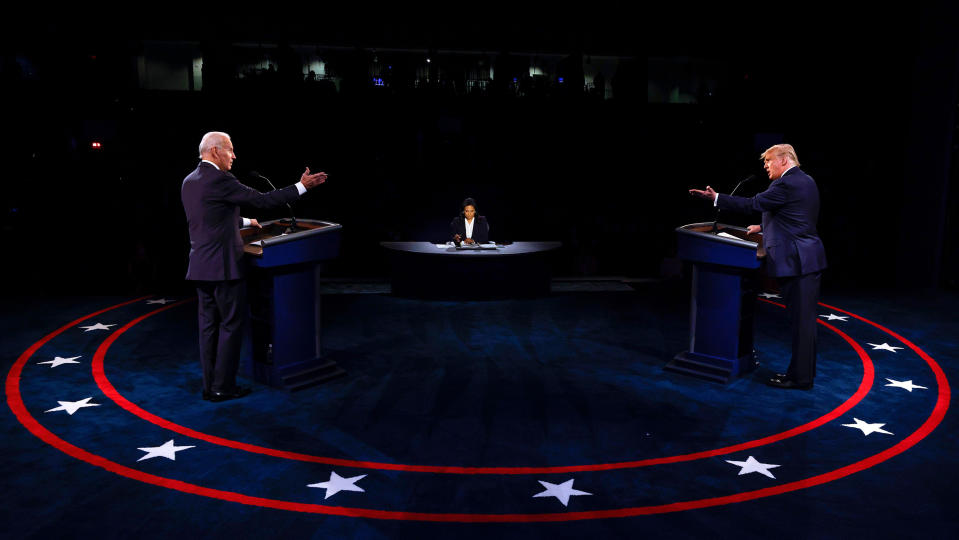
[669,222,762,382]
[239,218,343,390]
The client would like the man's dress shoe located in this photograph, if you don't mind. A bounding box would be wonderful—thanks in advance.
[209,387,252,402]
[766,377,813,390]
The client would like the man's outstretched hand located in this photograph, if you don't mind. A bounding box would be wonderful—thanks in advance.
[688,186,718,202]
[300,167,328,189]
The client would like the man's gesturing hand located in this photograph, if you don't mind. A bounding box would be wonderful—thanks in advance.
[688,186,717,202]
[300,167,328,189]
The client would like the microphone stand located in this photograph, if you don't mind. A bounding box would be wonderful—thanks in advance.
[713,174,756,232]
[250,171,297,234]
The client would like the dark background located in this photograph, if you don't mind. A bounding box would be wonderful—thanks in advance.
[2,7,956,295]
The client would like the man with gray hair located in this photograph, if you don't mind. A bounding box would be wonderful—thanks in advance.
[182,131,328,402]
[690,144,826,390]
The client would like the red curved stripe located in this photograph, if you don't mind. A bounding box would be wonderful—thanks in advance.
[6,296,151,420]
[6,297,949,522]
[90,299,873,474]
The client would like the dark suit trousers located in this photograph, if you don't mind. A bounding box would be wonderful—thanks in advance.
[196,279,247,393]
[779,271,821,384]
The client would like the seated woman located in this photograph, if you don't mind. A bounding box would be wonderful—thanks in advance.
[450,197,489,245]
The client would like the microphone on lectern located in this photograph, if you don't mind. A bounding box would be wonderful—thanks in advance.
[250,170,297,234]
[714,174,757,231]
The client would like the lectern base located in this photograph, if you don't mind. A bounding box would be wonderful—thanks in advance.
[666,350,758,384]
[248,356,346,392]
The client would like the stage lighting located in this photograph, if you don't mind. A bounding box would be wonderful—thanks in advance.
[91,142,103,149]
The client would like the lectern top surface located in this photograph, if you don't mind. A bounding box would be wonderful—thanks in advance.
[677,222,761,248]
[241,218,342,256]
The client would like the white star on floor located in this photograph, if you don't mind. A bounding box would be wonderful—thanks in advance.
[867,342,904,353]
[146,298,174,305]
[759,292,781,299]
[819,314,849,321]
[885,378,928,392]
[44,397,100,415]
[842,418,893,436]
[38,356,81,368]
[137,440,195,461]
[79,323,115,332]
[725,456,781,479]
[307,471,367,499]
[532,479,592,507]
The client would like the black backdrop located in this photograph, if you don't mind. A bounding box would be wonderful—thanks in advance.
[3,9,957,295]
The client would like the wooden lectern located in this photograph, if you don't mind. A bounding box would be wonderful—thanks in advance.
[669,222,763,383]
[240,218,343,390]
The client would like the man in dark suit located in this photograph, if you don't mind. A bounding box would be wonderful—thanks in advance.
[690,144,826,390]
[181,131,328,402]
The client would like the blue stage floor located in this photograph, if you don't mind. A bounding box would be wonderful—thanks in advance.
[2,284,957,539]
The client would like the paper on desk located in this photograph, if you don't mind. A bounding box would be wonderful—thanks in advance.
[717,232,740,240]
[434,242,501,248]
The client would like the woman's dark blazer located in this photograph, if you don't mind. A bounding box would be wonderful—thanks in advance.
[449,215,489,243]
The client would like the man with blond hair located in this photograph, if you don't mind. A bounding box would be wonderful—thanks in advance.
[182,131,329,402]
[690,144,826,390]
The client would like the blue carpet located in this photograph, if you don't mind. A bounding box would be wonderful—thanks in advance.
[2,285,957,539]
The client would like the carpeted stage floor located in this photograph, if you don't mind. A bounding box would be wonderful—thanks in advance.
[2,281,957,539]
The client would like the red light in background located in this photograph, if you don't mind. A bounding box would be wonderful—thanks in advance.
[91,142,102,149]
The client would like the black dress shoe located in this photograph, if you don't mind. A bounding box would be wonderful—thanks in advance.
[775,373,788,380]
[766,377,813,390]
[209,386,252,402]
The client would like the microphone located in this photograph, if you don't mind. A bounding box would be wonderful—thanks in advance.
[730,174,757,197]
[250,171,297,234]
[714,174,757,231]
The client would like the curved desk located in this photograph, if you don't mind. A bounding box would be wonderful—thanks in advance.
[380,241,561,299]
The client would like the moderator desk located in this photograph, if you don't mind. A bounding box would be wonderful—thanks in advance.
[380,241,561,299]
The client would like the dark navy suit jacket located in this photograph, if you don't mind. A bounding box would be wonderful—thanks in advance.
[449,215,489,243]
[181,162,300,281]
[717,167,827,277]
